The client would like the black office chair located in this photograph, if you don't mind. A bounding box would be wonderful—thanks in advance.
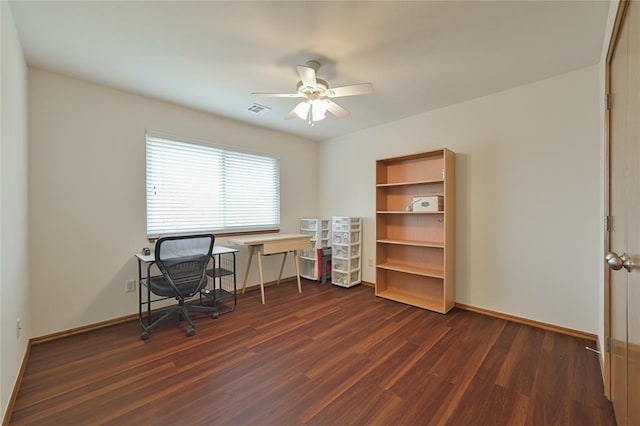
[141,234,217,340]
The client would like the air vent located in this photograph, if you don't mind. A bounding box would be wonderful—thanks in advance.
[247,103,271,115]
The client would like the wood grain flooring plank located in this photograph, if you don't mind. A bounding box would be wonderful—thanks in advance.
[348,310,423,355]
[382,371,457,425]
[360,339,420,387]
[9,362,177,424]
[224,372,317,425]
[470,384,529,425]
[569,399,616,426]
[430,320,506,424]
[378,326,449,391]
[387,327,463,399]
[306,380,405,425]
[285,352,373,423]
[443,321,521,425]
[570,337,613,411]
[495,324,545,396]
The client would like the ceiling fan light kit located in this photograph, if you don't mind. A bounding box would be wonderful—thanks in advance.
[252,60,373,126]
[294,99,329,123]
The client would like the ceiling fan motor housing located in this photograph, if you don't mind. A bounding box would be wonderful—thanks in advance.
[297,78,329,98]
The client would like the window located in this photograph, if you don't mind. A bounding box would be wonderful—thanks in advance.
[146,134,280,237]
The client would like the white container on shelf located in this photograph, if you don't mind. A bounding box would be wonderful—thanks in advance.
[410,196,443,212]
[331,216,362,288]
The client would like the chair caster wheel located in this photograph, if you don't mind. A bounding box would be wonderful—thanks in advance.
[141,331,149,340]
[212,312,219,319]
[186,327,195,337]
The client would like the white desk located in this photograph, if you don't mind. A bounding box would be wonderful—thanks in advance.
[227,233,312,304]
[135,245,238,263]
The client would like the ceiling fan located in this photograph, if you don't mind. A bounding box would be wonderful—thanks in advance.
[252,61,374,125]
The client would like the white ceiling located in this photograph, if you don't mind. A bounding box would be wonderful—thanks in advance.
[10,1,611,142]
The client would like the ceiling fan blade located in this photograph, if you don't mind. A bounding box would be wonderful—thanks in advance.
[326,83,374,98]
[326,100,350,118]
[297,65,317,89]
[285,107,298,120]
[251,92,302,98]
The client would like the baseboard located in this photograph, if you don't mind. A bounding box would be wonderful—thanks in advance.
[361,280,374,288]
[455,303,597,341]
[2,342,31,426]
[30,314,139,345]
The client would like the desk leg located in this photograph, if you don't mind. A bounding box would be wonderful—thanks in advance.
[137,259,143,328]
[257,251,265,304]
[276,251,288,286]
[241,246,256,294]
[293,250,302,294]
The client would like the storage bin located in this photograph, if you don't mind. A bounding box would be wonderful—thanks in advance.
[299,258,317,280]
[300,219,318,230]
[333,231,360,244]
[301,218,330,229]
[333,223,361,232]
[300,240,318,259]
[333,271,348,286]
[333,217,360,225]
[333,258,348,271]
[331,217,362,288]
[333,257,360,273]
[332,270,361,287]
[334,245,348,258]
[299,218,330,281]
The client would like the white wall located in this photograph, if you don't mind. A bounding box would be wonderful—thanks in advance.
[1,1,30,419]
[28,68,318,337]
[318,65,601,334]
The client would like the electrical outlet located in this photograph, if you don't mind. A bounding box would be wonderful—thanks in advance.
[368,259,374,267]
[126,279,136,293]
[16,319,22,338]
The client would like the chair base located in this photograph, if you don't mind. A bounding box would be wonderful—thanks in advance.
[140,301,218,340]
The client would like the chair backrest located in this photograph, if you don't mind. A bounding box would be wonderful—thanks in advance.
[154,234,215,298]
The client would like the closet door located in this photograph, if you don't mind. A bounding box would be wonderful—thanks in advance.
[625,3,640,424]
[607,1,639,424]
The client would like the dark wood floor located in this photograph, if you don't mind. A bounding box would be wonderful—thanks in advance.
[9,281,615,425]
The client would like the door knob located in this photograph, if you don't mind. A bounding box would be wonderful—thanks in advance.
[605,252,634,272]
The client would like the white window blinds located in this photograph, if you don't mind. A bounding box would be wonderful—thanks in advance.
[146,135,280,236]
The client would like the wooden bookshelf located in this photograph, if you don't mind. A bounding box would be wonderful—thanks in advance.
[375,148,455,313]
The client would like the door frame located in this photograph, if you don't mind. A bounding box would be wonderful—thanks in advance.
[604,0,631,400]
